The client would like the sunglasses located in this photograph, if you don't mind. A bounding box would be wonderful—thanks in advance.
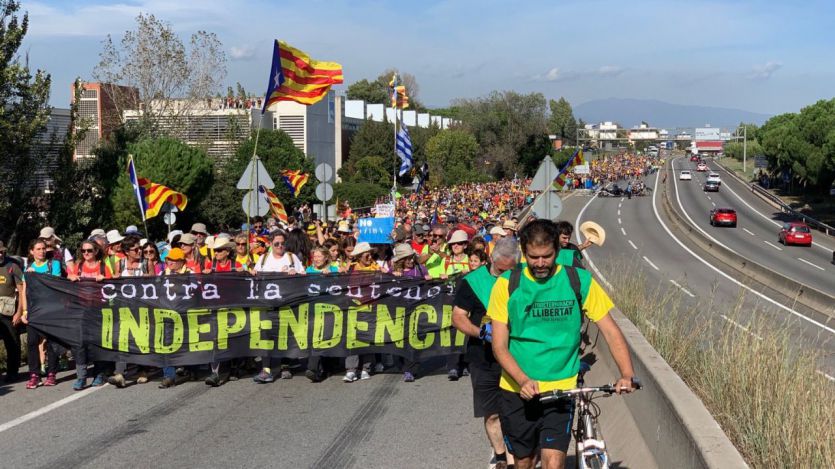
[81,249,95,253]
[236,242,247,246]
[191,231,206,236]
[127,247,140,252]
[431,234,445,239]
[451,241,467,246]
[273,242,285,247]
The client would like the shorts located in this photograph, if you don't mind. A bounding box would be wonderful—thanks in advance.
[469,360,502,418]
[499,389,574,458]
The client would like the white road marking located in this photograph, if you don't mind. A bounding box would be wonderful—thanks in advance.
[628,240,638,250]
[0,384,109,434]
[618,209,621,216]
[816,370,835,382]
[620,197,625,202]
[763,240,783,251]
[618,202,622,209]
[669,280,696,298]
[742,228,756,236]
[706,196,711,200]
[720,314,763,341]
[621,227,627,236]
[618,218,622,225]
[711,202,716,207]
[797,258,825,271]
[671,160,734,252]
[642,256,659,271]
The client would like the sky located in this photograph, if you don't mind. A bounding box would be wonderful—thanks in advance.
[20,0,835,116]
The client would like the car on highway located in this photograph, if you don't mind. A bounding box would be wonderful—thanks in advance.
[706,173,721,185]
[679,170,692,180]
[710,208,737,227]
[690,155,700,162]
[696,162,708,172]
[703,181,720,192]
[778,222,812,246]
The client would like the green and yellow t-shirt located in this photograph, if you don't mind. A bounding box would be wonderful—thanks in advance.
[487,265,613,393]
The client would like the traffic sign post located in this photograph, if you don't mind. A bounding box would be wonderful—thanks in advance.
[315,163,334,221]
[237,155,275,221]
[527,157,564,220]
[242,190,269,217]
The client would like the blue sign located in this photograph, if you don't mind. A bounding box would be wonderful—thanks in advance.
[357,217,395,244]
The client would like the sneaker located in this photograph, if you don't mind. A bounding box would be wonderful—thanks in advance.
[403,371,415,382]
[205,373,221,387]
[72,377,87,391]
[448,369,459,381]
[462,367,470,377]
[494,461,508,469]
[26,373,42,389]
[360,370,371,380]
[342,371,358,383]
[253,370,275,384]
[280,369,292,380]
[136,371,149,384]
[43,372,58,386]
[158,377,176,389]
[108,373,126,388]
[373,362,385,373]
[91,373,106,387]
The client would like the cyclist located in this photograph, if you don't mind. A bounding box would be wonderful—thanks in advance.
[487,219,636,469]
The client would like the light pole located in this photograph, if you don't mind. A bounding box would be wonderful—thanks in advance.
[736,125,748,174]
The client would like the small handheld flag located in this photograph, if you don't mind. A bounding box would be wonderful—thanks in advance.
[281,169,309,197]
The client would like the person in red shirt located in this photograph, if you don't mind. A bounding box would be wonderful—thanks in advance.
[209,239,235,272]
[179,233,211,273]
[410,223,429,253]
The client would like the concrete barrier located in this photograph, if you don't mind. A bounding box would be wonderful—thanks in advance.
[590,312,749,468]
[661,165,835,319]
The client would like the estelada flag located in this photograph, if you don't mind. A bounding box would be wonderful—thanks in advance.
[261,40,343,110]
[281,169,309,197]
[554,149,584,189]
[259,185,288,224]
[128,156,188,219]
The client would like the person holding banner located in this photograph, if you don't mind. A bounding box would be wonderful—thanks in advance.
[22,238,62,389]
[233,233,257,273]
[108,236,150,388]
[159,248,195,388]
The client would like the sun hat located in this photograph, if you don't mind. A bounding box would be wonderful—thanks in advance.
[448,230,469,244]
[179,233,197,245]
[166,248,185,261]
[351,242,373,257]
[392,243,416,263]
[502,220,518,231]
[39,227,61,241]
[167,230,183,244]
[490,226,507,236]
[190,223,208,235]
[580,221,606,246]
[89,228,106,238]
[106,230,124,245]
[125,225,140,235]
[212,238,236,251]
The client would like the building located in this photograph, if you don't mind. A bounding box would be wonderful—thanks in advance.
[73,82,138,159]
[628,123,660,144]
[32,108,72,193]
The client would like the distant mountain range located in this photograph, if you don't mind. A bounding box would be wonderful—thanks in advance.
[574,98,772,129]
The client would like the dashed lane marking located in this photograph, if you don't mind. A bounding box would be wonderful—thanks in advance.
[628,240,638,250]
[621,227,627,236]
[763,240,783,251]
[798,258,825,271]
[618,217,622,224]
[720,314,763,341]
[742,228,756,236]
[642,256,659,271]
[669,280,696,298]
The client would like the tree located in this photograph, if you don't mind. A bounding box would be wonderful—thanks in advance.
[345,69,424,110]
[94,13,227,133]
[548,97,578,145]
[333,181,389,208]
[341,118,394,180]
[425,130,483,186]
[197,129,313,231]
[0,1,52,251]
[111,138,214,238]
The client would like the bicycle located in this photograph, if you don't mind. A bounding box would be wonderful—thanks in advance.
[539,363,642,469]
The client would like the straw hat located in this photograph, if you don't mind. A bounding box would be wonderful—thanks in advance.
[580,221,606,246]
[106,229,124,245]
[502,220,518,231]
[448,230,469,244]
[212,238,236,251]
[489,226,507,237]
[351,241,373,257]
[392,243,416,263]
[39,226,61,241]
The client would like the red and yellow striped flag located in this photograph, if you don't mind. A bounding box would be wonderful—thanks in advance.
[262,40,343,109]
[554,149,585,189]
[136,178,188,219]
[281,169,309,197]
[259,185,288,223]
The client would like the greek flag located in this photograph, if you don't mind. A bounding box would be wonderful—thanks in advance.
[396,125,413,176]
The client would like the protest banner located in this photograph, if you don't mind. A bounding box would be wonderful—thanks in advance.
[356,217,395,244]
[25,272,464,367]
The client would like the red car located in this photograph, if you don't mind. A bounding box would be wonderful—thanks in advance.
[710,208,737,227]
[778,222,812,246]
[690,155,700,162]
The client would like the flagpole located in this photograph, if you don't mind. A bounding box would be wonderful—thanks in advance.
[129,155,151,238]
[392,102,398,206]
[246,111,267,260]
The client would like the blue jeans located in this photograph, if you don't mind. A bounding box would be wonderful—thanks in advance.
[163,366,176,380]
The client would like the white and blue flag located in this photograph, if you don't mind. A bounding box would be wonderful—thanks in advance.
[396,125,413,176]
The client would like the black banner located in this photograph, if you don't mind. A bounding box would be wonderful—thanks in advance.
[26,272,464,367]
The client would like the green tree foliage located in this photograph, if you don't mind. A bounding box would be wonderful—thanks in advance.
[425,129,484,186]
[759,99,835,193]
[453,91,549,179]
[112,137,213,238]
[333,181,389,209]
[197,129,313,231]
[0,1,52,250]
[548,97,578,145]
[345,69,424,110]
[341,118,394,181]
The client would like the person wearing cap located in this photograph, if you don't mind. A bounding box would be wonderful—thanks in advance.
[418,224,449,279]
[179,233,211,274]
[39,226,74,274]
[157,247,196,388]
[487,220,636,469]
[487,226,507,256]
[502,220,518,238]
[103,230,125,276]
[346,242,379,272]
[443,230,471,278]
[410,223,430,253]
[190,223,210,257]
[389,243,427,382]
[452,237,520,469]
[342,241,380,382]
[0,240,25,383]
[555,221,591,268]
[107,236,148,388]
[208,237,235,273]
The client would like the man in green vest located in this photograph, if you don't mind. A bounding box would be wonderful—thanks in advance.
[452,237,520,469]
[488,219,636,469]
[554,221,591,268]
[417,224,448,279]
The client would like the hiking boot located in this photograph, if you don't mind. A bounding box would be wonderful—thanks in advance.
[403,371,415,382]
[43,372,58,386]
[91,373,106,387]
[205,373,221,387]
[72,377,87,391]
[108,373,126,388]
[253,370,275,383]
[447,369,459,381]
[373,362,385,373]
[280,369,293,380]
[462,367,470,377]
[26,373,41,389]
[158,377,176,389]
[360,370,371,380]
[342,371,357,383]
[136,371,149,384]
[305,369,321,382]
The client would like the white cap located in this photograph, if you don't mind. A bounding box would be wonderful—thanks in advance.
[125,225,140,235]
[106,229,124,245]
[39,226,61,241]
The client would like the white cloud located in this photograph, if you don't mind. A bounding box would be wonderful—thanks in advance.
[230,45,255,60]
[545,67,561,81]
[749,61,782,80]
[596,65,624,77]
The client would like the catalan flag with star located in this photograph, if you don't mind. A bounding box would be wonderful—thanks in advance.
[261,40,343,110]
[281,169,309,197]
[553,149,585,189]
[128,156,188,220]
[259,185,289,223]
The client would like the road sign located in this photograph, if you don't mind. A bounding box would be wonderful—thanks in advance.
[530,190,563,220]
[237,157,275,190]
[163,212,176,226]
[315,163,334,182]
[315,182,334,202]
[242,190,269,217]
[529,157,559,191]
[754,156,768,169]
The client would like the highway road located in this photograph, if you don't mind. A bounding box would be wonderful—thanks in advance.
[573,168,835,379]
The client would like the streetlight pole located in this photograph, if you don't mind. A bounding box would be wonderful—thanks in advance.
[743,125,748,175]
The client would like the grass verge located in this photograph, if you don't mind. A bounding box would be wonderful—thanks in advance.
[608,271,834,468]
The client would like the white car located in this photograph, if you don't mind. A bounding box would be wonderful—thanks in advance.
[679,170,692,180]
[706,173,721,185]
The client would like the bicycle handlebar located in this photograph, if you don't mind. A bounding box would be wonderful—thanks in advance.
[539,378,642,403]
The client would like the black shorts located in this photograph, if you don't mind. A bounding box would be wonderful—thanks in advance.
[499,389,574,458]
[469,360,502,418]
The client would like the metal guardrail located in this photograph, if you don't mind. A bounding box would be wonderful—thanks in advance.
[749,184,835,236]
